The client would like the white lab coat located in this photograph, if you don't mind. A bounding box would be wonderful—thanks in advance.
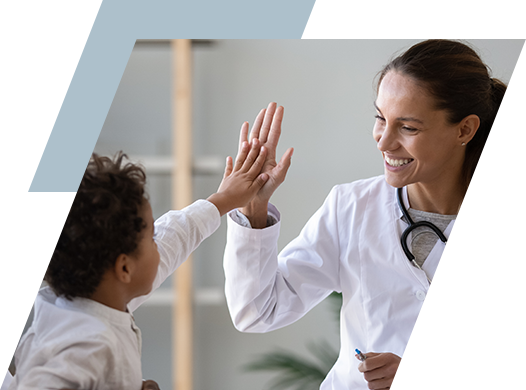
[1,373,12,390]
[223,175,454,390]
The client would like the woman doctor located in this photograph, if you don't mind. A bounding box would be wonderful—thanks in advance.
[223,40,507,390]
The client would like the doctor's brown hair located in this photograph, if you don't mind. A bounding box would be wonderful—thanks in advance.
[45,152,148,300]
[377,39,507,187]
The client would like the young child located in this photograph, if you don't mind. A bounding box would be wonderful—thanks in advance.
[8,128,278,390]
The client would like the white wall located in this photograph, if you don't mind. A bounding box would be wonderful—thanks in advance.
[94,39,523,390]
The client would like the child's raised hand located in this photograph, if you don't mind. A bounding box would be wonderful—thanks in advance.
[207,124,269,216]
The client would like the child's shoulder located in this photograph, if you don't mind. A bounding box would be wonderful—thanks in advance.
[12,290,112,381]
[15,288,142,389]
[30,288,121,350]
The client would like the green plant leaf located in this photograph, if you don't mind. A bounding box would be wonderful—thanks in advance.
[243,341,339,390]
[245,355,322,389]
[306,339,339,373]
[327,291,342,324]
[242,292,342,390]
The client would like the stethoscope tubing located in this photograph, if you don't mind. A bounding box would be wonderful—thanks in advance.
[397,187,447,284]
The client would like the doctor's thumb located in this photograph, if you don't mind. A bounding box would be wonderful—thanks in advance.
[254,173,270,188]
[356,352,381,372]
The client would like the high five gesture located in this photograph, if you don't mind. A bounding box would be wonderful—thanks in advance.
[238,102,294,228]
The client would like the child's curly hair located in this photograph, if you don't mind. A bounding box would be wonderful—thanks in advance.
[45,152,148,300]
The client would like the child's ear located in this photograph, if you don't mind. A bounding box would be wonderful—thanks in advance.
[114,253,135,284]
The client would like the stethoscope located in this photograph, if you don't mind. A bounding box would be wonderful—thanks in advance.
[396,187,447,284]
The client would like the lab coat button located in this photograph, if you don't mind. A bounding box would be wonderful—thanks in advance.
[416,291,426,301]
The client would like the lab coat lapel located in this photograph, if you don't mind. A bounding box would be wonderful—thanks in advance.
[422,219,455,281]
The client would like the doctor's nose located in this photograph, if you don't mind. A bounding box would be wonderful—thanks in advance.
[375,125,399,153]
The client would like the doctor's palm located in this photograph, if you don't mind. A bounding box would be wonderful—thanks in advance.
[245,102,293,205]
[254,147,293,203]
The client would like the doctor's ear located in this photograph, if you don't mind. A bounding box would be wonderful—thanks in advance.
[458,114,480,145]
[114,254,135,284]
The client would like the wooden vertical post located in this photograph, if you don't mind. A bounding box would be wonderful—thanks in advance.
[171,39,193,390]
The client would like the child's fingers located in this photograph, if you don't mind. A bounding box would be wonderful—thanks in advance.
[239,138,261,173]
[234,141,249,172]
[238,122,249,155]
[246,146,268,177]
[223,156,233,178]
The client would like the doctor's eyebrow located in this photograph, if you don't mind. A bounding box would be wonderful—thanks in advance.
[373,101,425,124]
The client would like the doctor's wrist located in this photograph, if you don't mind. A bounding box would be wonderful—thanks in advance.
[239,201,268,229]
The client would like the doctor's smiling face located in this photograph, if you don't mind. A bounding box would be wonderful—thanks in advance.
[373,71,473,191]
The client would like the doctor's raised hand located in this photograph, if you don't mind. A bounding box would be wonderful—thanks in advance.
[237,102,294,228]
[207,128,271,216]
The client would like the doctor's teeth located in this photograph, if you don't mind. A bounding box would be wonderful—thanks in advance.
[385,157,413,167]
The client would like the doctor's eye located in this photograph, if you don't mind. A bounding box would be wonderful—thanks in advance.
[401,125,418,133]
[374,115,385,122]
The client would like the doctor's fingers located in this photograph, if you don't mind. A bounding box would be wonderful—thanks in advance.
[261,104,283,151]
[358,352,399,372]
[254,147,293,202]
[360,358,399,389]
[247,106,268,144]
[357,353,381,372]
[364,378,392,390]
[362,366,394,382]
[250,102,276,144]
[270,147,294,183]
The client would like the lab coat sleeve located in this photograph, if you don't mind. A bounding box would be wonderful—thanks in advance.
[224,186,342,332]
[128,199,221,311]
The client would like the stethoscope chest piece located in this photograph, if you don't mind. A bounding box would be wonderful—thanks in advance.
[397,187,447,284]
